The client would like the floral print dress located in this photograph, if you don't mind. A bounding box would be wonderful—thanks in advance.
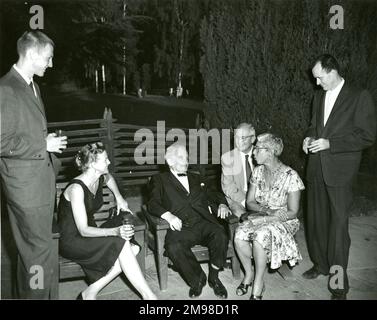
[235,165,305,269]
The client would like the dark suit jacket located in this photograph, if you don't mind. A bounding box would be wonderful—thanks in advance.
[147,171,228,226]
[0,67,60,208]
[305,83,376,186]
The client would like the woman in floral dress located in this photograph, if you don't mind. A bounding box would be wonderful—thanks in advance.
[234,133,305,299]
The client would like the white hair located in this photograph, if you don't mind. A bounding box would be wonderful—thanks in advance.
[235,122,255,132]
[164,143,187,167]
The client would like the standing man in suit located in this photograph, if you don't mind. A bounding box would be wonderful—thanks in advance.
[221,123,256,217]
[0,30,67,299]
[302,54,376,300]
[147,143,232,299]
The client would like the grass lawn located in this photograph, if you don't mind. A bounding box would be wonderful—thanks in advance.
[42,86,205,128]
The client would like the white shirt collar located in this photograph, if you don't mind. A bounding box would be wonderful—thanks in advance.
[170,168,187,178]
[170,169,190,193]
[13,64,33,85]
[239,148,253,158]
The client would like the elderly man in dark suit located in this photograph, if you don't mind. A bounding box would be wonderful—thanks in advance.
[302,54,376,300]
[0,31,67,299]
[147,143,232,299]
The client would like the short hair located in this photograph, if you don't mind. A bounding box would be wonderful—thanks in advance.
[313,54,340,74]
[257,133,284,157]
[75,142,106,172]
[17,31,54,57]
[165,143,187,167]
[235,122,255,133]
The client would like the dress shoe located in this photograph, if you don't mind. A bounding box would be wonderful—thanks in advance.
[302,266,322,279]
[331,292,347,300]
[208,278,228,299]
[189,273,207,298]
[249,282,265,300]
[236,281,252,296]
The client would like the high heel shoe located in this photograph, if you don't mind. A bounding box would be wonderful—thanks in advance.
[76,292,83,300]
[236,282,252,296]
[249,283,265,300]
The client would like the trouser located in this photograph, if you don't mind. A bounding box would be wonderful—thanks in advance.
[6,164,56,299]
[164,219,228,288]
[306,177,352,295]
[7,201,55,299]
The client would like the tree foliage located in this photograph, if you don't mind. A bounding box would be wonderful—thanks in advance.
[143,0,210,93]
[200,0,377,174]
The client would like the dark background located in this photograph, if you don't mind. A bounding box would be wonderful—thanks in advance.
[1,0,376,178]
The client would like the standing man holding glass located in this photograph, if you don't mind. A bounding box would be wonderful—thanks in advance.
[221,123,256,217]
[302,54,376,300]
[0,30,67,299]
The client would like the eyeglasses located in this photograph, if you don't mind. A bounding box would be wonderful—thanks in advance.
[235,135,255,141]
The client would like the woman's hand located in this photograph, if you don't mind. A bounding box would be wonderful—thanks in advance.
[118,225,135,241]
[116,197,133,214]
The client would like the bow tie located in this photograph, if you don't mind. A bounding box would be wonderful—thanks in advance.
[177,173,187,177]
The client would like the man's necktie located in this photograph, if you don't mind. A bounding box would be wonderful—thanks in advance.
[29,81,37,98]
[245,154,252,182]
[177,173,187,177]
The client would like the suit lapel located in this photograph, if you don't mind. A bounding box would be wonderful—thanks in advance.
[322,84,349,135]
[188,173,201,195]
[168,171,190,196]
[33,82,47,117]
[10,68,47,120]
[234,150,245,190]
[318,91,325,133]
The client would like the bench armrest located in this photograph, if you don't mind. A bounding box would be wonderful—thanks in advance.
[141,205,170,232]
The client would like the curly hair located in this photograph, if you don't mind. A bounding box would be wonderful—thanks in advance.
[257,133,284,157]
[75,142,106,172]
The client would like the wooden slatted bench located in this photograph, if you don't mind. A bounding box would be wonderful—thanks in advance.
[47,110,238,297]
[50,182,146,300]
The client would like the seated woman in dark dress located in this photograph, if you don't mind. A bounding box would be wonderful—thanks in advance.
[58,142,156,300]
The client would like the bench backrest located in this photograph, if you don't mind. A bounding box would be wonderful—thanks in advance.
[48,112,223,195]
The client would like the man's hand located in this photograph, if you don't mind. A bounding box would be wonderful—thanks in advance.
[161,211,182,231]
[302,137,311,154]
[46,133,67,153]
[308,138,330,153]
[217,204,231,219]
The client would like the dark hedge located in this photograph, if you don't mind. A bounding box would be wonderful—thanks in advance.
[200,0,377,176]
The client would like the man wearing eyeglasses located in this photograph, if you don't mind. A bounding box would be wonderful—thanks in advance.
[221,123,256,217]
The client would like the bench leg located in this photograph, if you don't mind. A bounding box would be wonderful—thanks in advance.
[50,238,59,300]
[134,229,146,274]
[277,263,294,280]
[156,230,168,291]
[231,256,241,280]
